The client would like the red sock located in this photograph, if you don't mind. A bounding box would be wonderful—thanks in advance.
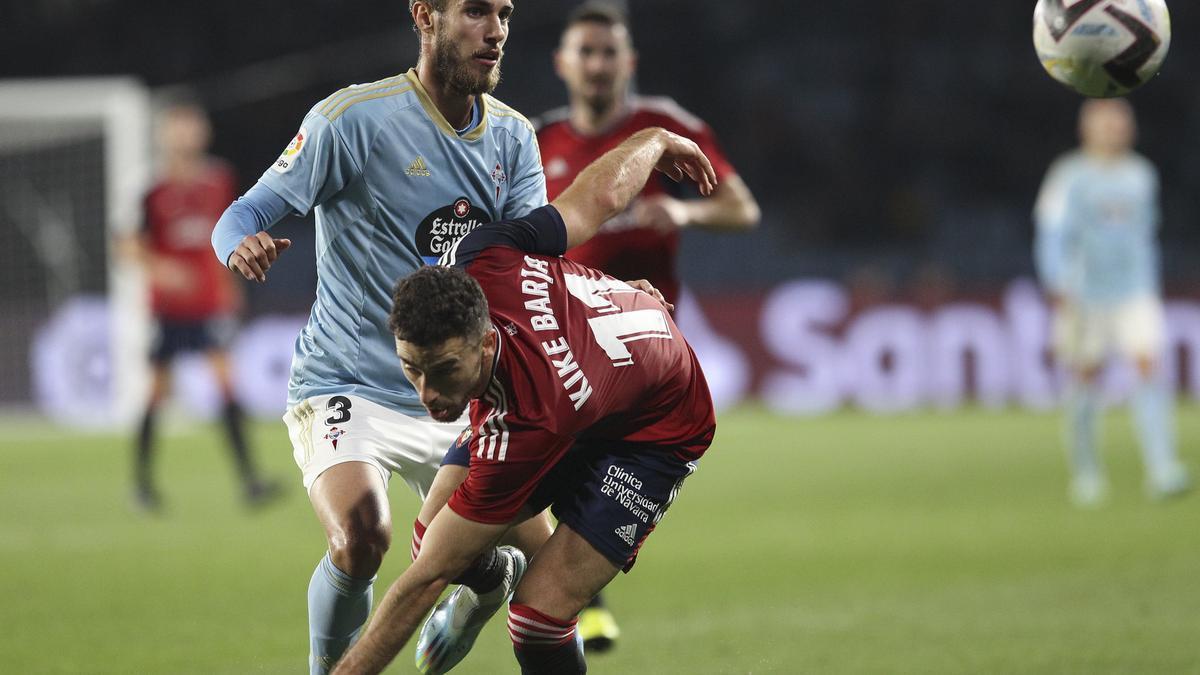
[509,603,585,674]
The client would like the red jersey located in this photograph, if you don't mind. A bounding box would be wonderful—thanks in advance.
[141,160,238,321]
[536,96,736,305]
[441,206,716,524]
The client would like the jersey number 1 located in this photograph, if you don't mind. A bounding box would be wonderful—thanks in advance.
[564,274,674,366]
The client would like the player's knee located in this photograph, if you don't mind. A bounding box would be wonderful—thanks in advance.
[328,520,391,577]
[512,581,588,618]
[1135,354,1157,379]
[1078,364,1103,383]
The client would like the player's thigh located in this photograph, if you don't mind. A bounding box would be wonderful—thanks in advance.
[1054,303,1109,371]
[503,511,554,559]
[416,464,468,528]
[1114,295,1165,369]
[416,458,552,559]
[512,521,621,619]
[309,460,392,546]
[282,394,463,497]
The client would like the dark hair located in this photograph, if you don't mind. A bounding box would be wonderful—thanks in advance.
[566,2,628,30]
[389,266,490,347]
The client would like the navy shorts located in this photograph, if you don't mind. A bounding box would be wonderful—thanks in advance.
[528,441,697,573]
[150,318,235,364]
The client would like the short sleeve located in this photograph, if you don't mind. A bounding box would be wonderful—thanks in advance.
[503,133,548,219]
[438,205,567,268]
[256,110,361,217]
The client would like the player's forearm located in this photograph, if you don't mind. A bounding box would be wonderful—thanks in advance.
[681,176,760,230]
[554,128,669,247]
[210,183,292,267]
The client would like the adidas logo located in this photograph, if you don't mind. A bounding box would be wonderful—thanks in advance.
[405,156,431,177]
[614,523,637,547]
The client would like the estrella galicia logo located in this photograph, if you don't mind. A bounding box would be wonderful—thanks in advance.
[416,197,493,264]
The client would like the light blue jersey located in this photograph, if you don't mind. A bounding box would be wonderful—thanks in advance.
[1034,150,1160,306]
[250,69,545,415]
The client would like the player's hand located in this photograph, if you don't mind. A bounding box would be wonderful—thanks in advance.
[625,279,674,312]
[632,195,690,233]
[228,232,292,283]
[651,128,717,196]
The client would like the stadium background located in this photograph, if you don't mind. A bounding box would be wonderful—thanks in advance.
[2,1,1199,673]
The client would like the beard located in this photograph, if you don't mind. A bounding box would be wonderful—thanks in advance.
[582,88,617,118]
[433,25,502,96]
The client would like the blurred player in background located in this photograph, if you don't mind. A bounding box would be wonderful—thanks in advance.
[210,1,552,672]
[128,102,279,513]
[535,2,759,648]
[1034,98,1191,507]
[537,2,759,308]
[335,126,717,675]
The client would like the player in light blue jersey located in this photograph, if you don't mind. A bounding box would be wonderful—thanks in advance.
[1034,98,1190,506]
[210,1,556,672]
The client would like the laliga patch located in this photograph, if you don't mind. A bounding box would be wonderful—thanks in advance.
[272,126,307,174]
[416,197,493,264]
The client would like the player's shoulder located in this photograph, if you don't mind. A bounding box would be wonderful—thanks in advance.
[1045,150,1087,181]
[1126,151,1158,177]
[202,157,236,181]
[532,105,571,135]
[629,95,710,135]
[483,94,537,139]
[309,71,421,127]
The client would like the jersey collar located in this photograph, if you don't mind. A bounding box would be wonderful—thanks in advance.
[404,68,490,142]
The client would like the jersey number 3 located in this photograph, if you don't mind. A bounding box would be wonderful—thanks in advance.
[564,274,673,366]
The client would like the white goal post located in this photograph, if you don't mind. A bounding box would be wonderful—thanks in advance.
[0,78,152,427]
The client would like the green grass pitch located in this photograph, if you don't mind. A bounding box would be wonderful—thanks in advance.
[2,405,1198,673]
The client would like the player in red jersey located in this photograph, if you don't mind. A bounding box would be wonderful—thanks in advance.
[127,103,278,512]
[332,127,716,674]
[537,3,759,307]
[537,4,759,645]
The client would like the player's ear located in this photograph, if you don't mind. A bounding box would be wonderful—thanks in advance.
[412,0,436,36]
[552,48,567,80]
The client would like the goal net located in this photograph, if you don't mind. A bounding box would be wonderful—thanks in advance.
[0,78,152,427]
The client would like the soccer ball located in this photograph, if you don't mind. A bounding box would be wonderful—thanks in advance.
[1033,0,1171,97]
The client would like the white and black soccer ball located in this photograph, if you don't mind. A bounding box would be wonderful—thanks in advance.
[1033,0,1171,97]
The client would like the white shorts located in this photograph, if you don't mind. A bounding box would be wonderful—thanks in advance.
[1053,295,1165,369]
[283,394,466,498]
